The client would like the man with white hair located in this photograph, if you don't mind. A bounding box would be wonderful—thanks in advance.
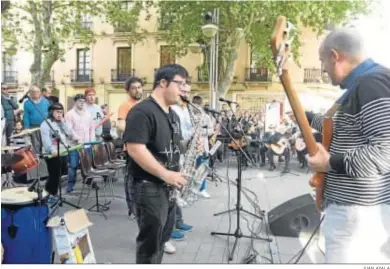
[306,28,390,263]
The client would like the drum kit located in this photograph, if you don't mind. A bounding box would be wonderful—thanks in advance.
[1,128,53,264]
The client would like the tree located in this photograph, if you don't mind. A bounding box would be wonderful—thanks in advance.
[1,1,149,89]
[154,1,371,97]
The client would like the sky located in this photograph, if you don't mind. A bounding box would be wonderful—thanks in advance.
[351,0,390,68]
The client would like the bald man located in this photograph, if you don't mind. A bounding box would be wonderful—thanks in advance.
[305,28,390,263]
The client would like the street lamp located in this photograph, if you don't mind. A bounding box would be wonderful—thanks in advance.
[201,9,219,109]
[200,10,244,109]
[201,24,219,38]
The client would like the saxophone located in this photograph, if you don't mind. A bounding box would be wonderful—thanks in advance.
[172,97,210,207]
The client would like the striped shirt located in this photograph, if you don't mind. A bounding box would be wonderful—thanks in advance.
[309,66,390,206]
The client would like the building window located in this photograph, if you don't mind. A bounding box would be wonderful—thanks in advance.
[114,1,133,32]
[2,52,17,84]
[76,49,91,81]
[246,46,270,82]
[81,15,92,30]
[120,1,133,10]
[158,11,174,30]
[116,47,132,81]
[160,45,175,67]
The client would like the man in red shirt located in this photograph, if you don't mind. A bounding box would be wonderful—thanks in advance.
[117,77,143,218]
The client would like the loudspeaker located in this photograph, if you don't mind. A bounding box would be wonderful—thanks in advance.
[267,194,320,237]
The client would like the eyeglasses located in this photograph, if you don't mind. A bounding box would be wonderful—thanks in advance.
[171,80,187,88]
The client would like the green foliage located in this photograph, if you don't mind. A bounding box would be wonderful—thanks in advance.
[153,0,370,95]
[104,0,154,44]
[1,0,109,87]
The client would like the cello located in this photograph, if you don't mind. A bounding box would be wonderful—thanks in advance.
[270,17,335,211]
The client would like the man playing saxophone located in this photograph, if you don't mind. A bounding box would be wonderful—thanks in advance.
[123,64,188,263]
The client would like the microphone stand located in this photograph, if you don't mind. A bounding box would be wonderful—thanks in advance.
[21,95,80,212]
[225,102,253,166]
[210,113,271,262]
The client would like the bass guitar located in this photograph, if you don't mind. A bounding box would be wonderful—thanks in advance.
[271,17,334,211]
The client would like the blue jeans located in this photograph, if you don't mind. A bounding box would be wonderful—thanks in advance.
[67,150,79,192]
[196,155,208,192]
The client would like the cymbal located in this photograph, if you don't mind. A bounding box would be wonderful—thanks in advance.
[10,128,40,138]
[1,153,24,167]
[1,146,21,151]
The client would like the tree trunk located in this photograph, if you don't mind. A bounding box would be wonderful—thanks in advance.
[29,0,59,89]
[217,38,240,98]
[29,1,44,88]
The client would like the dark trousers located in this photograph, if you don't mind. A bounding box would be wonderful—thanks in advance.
[268,147,290,169]
[260,146,268,164]
[5,120,14,145]
[134,180,176,264]
[124,154,134,214]
[45,155,68,196]
[297,149,307,167]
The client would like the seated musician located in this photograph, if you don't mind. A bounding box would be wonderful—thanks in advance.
[40,103,78,196]
[261,124,290,172]
[295,130,323,168]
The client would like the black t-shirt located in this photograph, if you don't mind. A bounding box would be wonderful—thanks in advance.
[123,97,182,184]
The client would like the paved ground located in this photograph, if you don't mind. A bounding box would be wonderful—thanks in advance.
[53,157,325,264]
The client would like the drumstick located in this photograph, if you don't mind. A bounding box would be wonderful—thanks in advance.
[94,112,113,129]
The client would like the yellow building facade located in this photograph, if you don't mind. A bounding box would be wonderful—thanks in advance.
[2,7,340,120]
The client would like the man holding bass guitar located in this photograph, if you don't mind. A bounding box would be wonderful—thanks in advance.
[271,18,390,263]
[304,29,390,263]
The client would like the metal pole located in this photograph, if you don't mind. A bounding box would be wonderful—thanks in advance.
[209,8,219,110]
[213,8,219,110]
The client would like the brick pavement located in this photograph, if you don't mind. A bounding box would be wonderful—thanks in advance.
[55,160,325,264]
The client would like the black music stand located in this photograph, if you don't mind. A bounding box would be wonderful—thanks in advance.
[210,117,271,261]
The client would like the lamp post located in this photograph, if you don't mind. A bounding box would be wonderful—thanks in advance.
[201,9,219,109]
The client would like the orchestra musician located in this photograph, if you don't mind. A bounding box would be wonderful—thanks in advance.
[260,124,290,172]
[40,103,77,196]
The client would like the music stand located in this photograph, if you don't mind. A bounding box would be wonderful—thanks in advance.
[210,117,271,261]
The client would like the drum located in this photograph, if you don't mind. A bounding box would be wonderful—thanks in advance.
[9,147,38,176]
[1,187,51,264]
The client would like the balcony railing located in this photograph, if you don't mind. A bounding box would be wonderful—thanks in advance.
[114,23,132,33]
[304,68,330,84]
[2,71,18,84]
[245,68,272,82]
[111,69,135,82]
[74,22,93,38]
[197,70,209,82]
[70,69,94,83]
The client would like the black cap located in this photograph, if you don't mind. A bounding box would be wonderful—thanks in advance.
[74,94,86,102]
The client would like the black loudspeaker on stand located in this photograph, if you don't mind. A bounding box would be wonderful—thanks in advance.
[210,106,272,261]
